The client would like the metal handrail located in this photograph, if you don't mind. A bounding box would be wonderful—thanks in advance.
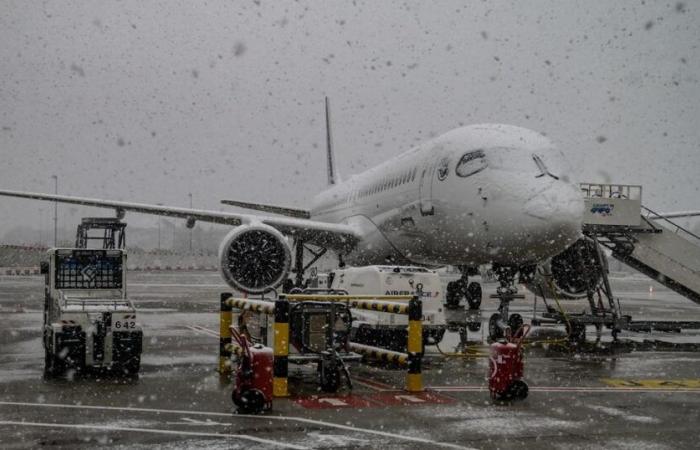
[580,183,642,200]
[641,205,700,244]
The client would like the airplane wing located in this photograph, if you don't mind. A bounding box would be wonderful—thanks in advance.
[0,189,358,250]
[221,199,310,219]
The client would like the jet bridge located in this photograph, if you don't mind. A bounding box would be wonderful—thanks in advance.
[581,183,700,305]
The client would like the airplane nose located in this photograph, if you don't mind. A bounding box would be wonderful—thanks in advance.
[523,181,584,245]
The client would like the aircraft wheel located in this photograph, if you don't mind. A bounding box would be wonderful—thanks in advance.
[445,281,462,308]
[489,313,504,341]
[466,282,482,310]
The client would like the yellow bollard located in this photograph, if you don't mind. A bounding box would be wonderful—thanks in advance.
[406,293,423,392]
[272,297,290,397]
[218,292,233,375]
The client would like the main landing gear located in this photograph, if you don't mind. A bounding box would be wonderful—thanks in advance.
[488,265,526,341]
[445,267,483,351]
[446,266,482,311]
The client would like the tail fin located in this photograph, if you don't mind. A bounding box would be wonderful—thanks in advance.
[325,96,339,185]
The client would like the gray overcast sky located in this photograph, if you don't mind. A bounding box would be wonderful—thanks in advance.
[1,0,699,235]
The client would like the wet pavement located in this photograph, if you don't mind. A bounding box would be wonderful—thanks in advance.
[1,271,700,449]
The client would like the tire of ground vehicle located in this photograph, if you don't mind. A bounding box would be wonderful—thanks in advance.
[43,347,64,378]
[489,313,504,341]
[466,282,482,310]
[468,321,482,332]
[318,365,341,393]
[233,388,267,414]
[118,357,141,376]
[566,322,586,345]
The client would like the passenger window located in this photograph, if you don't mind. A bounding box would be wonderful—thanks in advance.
[455,150,487,177]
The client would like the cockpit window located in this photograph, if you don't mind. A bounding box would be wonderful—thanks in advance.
[455,150,487,177]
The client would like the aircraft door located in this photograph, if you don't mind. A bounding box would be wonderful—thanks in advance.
[418,161,436,216]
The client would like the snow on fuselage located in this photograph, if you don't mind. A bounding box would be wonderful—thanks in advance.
[309,124,584,267]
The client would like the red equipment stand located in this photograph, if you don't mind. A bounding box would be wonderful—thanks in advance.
[488,325,530,401]
[231,327,273,413]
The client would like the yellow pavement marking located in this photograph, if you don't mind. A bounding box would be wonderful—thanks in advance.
[601,378,700,389]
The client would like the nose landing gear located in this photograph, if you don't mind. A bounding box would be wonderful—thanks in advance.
[488,266,525,341]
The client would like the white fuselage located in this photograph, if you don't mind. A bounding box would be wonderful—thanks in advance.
[309,124,584,268]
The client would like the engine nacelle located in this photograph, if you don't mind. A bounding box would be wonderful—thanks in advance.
[525,238,606,300]
[218,224,292,294]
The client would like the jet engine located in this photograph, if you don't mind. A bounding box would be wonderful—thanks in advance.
[218,224,292,294]
[524,237,606,300]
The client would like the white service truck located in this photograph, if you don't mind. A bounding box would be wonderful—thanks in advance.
[41,248,142,377]
[328,265,447,351]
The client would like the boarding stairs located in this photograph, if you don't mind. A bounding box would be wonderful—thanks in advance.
[581,183,700,306]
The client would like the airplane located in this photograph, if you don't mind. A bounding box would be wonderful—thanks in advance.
[0,99,588,335]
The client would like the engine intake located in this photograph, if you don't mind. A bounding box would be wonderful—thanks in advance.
[218,224,291,294]
[526,238,606,300]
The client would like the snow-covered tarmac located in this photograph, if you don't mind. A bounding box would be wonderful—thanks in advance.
[1,271,699,449]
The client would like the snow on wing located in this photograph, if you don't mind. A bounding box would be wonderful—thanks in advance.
[0,189,359,250]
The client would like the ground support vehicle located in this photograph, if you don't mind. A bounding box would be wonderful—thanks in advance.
[42,248,142,377]
[221,294,359,394]
[219,292,425,395]
[328,266,446,351]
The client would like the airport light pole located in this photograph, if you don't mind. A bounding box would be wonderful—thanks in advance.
[188,193,193,253]
[51,175,58,246]
[38,208,44,245]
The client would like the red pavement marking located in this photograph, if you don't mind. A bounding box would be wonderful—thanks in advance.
[293,391,455,409]
[367,391,455,406]
[293,395,377,409]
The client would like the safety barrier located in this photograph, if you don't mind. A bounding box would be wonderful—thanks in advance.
[218,291,424,395]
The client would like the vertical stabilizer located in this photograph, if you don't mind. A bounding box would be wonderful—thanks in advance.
[325,96,338,185]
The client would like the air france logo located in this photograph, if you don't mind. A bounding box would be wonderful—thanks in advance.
[385,290,436,298]
[590,203,614,216]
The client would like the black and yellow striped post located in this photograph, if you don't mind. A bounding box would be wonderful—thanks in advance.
[273,296,290,397]
[406,292,423,392]
[218,292,233,375]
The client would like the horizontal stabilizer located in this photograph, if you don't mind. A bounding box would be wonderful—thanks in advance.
[221,199,310,219]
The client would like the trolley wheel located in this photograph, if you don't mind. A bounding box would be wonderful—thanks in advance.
[508,314,524,334]
[466,282,482,310]
[319,366,341,393]
[467,321,482,332]
[488,313,504,341]
[234,388,266,414]
[507,380,529,400]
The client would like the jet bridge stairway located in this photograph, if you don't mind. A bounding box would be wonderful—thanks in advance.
[581,183,700,306]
